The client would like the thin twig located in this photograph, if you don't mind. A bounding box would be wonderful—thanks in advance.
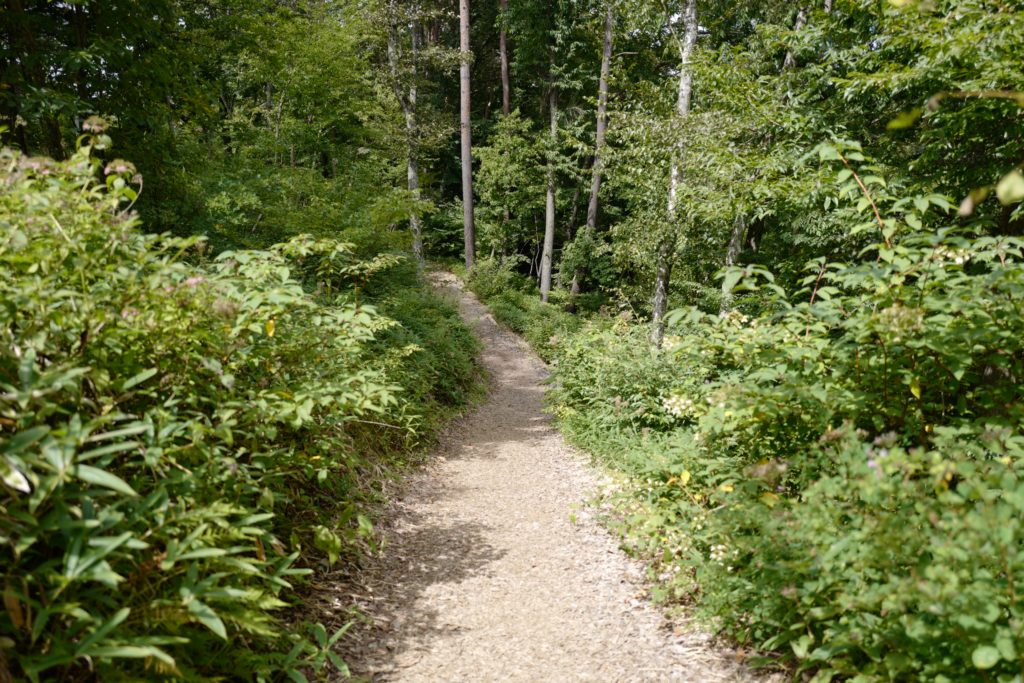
[839,154,891,248]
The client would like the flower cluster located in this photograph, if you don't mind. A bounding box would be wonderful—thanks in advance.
[692,512,708,532]
[663,393,695,418]
[876,303,924,342]
[931,246,971,265]
[719,310,750,327]
[663,334,685,350]
[709,542,738,571]
[709,543,729,562]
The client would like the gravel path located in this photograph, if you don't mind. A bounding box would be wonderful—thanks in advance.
[339,273,769,682]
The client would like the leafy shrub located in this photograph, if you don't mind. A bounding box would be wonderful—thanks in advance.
[0,139,478,680]
[529,160,1024,680]
[465,258,582,360]
[465,257,532,300]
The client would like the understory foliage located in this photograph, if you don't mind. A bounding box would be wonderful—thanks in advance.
[465,259,582,360]
[465,0,1024,678]
[0,137,478,681]
[471,147,1024,679]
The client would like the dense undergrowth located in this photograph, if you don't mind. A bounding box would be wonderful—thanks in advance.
[0,138,479,681]
[467,181,1024,681]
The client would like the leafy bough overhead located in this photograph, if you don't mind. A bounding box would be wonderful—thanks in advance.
[0,133,477,681]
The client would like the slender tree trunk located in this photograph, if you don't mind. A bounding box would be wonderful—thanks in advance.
[782,7,808,71]
[569,4,614,306]
[407,20,424,269]
[724,214,745,268]
[460,0,476,270]
[499,0,510,116]
[586,5,613,235]
[650,237,674,344]
[558,180,584,289]
[824,0,833,13]
[498,0,512,250]
[540,87,557,302]
[408,155,424,267]
[8,0,64,158]
[565,179,584,239]
[73,3,89,102]
[388,13,425,270]
[719,214,745,312]
[650,0,698,347]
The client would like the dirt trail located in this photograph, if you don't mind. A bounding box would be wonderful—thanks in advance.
[340,272,765,682]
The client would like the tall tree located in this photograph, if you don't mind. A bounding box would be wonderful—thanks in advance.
[540,84,558,301]
[388,2,425,269]
[460,0,476,269]
[782,7,808,71]
[568,2,614,306]
[499,0,511,116]
[650,0,698,346]
[586,4,613,239]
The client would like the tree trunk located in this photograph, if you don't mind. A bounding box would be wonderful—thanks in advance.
[388,12,425,270]
[407,18,424,269]
[586,5,613,235]
[408,156,424,268]
[650,0,698,347]
[824,0,833,13]
[649,237,675,345]
[569,4,614,307]
[499,0,510,116]
[73,3,89,102]
[497,0,511,237]
[460,0,476,270]
[782,7,808,71]
[540,87,557,302]
[724,214,745,269]
[558,179,585,290]
[8,0,65,158]
[719,213,745,312]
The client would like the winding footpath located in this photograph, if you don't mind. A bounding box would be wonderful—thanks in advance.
[340,273,768,682]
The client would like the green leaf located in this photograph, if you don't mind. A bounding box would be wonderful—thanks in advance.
[1,456,31,494]
[996,171,1024,205]
[121,368,157,391]
[887,107,923,130]
[85,423,150,443]
[87,645,175,665]
[721,270,743,295]
[327,651,349,676]
[76,607,131,655]
[792,634,814,659]
[75,465,138,497]
[817,144,840,162]
[187,600,227,639]
[972,645,1000,669]
[3,426,50,455]
[996,636,1016,661]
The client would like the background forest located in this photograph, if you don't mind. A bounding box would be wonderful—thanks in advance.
[2,0,1024,680]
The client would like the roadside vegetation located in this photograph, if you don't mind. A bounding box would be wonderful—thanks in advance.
[3,0,1023,680]
[462,1,1024,678]
[1,2,481,678]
